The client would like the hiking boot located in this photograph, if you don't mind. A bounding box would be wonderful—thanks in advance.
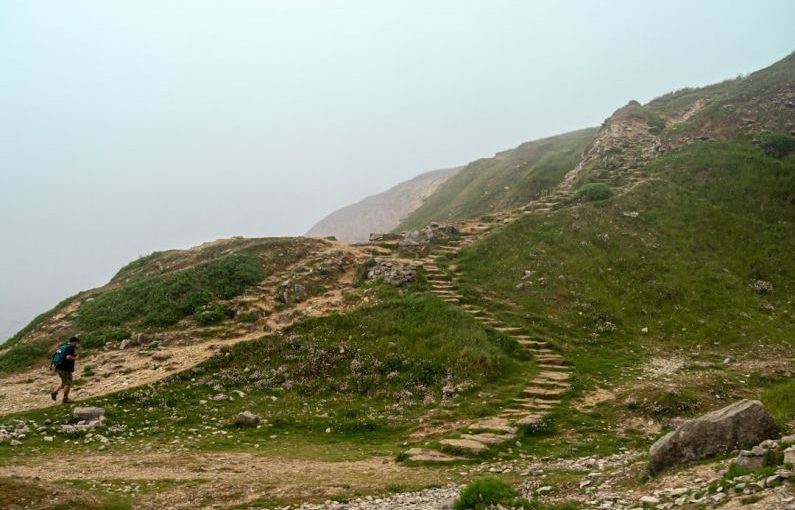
[62,398,74,404]
[50,391,57,401]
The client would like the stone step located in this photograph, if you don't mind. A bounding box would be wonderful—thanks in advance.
[460,432,515,445]
[537,364,571,371]
[513,414,547,427]
[527,348,557,355]
[467,418,518,435]
[439,438,489,455]
[494,327,524,334]
[522,386,569,398]
[532,380,571,390]
[537,371,572,381]
[516,340,549,350]
[512,397,561,406]
[534,356,567,366]
[511,402,555,411]
[404,448,464,463]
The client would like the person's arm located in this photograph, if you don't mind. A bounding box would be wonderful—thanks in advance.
[66,354,78,360]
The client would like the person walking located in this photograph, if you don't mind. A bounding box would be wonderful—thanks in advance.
[50,336,79,404]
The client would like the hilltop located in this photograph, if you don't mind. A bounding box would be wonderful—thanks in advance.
[306,166,463,243]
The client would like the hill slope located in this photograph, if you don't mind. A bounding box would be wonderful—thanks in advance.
[306,166,462,243]
[396,128,598,230]
[0,236,366,378]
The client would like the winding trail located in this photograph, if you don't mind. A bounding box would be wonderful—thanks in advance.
[402,218,573,462]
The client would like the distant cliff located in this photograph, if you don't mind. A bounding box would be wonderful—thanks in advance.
[305,166,463,243]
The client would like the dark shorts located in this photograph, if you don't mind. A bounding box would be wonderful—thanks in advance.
[57,369,73,385]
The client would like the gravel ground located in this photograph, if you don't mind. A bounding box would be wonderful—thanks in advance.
[268,484,461,510]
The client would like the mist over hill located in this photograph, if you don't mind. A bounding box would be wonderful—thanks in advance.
[305,166,462,243]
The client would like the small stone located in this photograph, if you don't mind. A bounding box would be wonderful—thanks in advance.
[235,411,260,427]
[73,407,105,422]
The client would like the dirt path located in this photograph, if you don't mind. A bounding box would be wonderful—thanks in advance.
[0,284,354,416]
[1,451,448,509]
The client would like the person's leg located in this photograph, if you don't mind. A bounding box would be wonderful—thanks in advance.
[61,372,74,403]
[52,371,65,400]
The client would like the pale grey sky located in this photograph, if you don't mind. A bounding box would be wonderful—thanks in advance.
[1,0,794,341]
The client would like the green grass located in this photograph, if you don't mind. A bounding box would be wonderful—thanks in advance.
[647,51,795,140]
[0,477,131,510]
[398,128,597,230]
[456,142,794,387]
[447,141,795,456]
[0,237,330,375]
[0,285,534,460]
[76,252,263,329]
[0,337,57,374]
[453,477,578,510]
[760,379,795,427]
[576,182,614,202]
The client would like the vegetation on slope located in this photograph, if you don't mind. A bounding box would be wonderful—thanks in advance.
[646,51,795,139]
[1,285,533,459]
[398,128,597,230]
[455,141,794,417]
[0,237,325,374]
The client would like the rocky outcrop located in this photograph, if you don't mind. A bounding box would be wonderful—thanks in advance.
[365,260,417,286]
[648,399,778,473]
[306,166,462,243]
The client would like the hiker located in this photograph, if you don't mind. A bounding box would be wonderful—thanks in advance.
[50,336,79,404]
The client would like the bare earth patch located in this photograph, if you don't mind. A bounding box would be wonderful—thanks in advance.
[0,451,449,509]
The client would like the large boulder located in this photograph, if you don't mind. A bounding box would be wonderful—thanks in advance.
[648,399,778,473]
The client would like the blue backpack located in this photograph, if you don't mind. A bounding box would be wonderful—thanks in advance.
[50,343,69,371]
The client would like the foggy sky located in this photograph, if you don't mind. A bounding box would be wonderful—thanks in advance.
[1,0,794,342]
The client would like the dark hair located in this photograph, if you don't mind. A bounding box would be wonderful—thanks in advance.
[69,336,80,343]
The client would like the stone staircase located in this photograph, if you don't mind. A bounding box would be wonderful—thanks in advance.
[403,224,573,463]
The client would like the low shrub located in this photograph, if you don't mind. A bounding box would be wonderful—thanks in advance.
[195,306,226,326]
[352,259,377,287]
[757,132,795,158]
[0,337,55,373]
[576,182,613,202]
[76,253,262,329]
[453,477,527,510]
[453,478,578,510]
[79,326,131,350]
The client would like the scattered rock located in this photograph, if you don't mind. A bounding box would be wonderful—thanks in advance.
[736,446,766,468]
[366,259,417,286]
[785,446,795,464]
[73,407,105,422]
[749,279,774,294]
[235,411,260,427]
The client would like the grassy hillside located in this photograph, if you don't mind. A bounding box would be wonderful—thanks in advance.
[0,285,533,459]
[0,237,336,374]
[646,51,795,139]
[453,141,794,418]
[397,128,597,230]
